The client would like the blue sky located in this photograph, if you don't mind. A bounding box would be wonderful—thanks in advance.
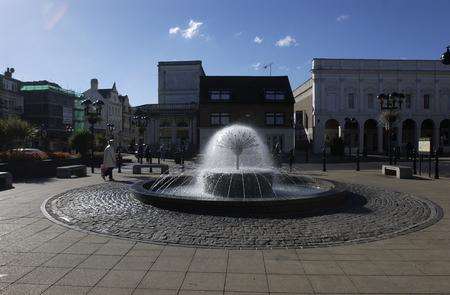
[1,0,449,105]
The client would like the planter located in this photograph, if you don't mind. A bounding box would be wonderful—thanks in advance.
[0,159,56,179]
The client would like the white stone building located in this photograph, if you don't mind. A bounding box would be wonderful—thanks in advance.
[83,79,123,138]
[294,58,450,154]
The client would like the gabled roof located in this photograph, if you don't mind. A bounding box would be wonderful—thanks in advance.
[199,76,294,103]
[97,83,118,99]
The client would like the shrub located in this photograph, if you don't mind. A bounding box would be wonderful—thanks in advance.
[0,150,48,162]
[69,130,92,157]
[0,116,37,150]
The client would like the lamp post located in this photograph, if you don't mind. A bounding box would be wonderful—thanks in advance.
[106,123,115,140]
[344,117,357,158]
[132,112,149,164]
[441,46,450,65]
[377,92,404,165]
[81,98,104,173]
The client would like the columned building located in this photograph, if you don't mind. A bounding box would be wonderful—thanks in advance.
[294,58,450,154]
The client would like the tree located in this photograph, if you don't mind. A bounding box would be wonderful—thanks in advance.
[95,133,107,151]
[69,130,92,158]
[0,116,36,150]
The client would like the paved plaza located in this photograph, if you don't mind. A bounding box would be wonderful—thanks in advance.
[0,161,450,294]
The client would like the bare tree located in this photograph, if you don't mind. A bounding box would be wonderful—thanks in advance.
[216,129,258,170]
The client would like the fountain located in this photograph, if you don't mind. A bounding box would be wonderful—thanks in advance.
[131,124,346,213]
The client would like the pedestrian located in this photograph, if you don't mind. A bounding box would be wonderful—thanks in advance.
[160,144,165,162]
[145,145,152,163]
[137,144,144,164]
[102,139,116,181]
[288,149,295,172]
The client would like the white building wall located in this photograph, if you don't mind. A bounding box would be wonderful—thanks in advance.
[304,59,450,153]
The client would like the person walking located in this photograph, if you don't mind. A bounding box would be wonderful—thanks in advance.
[145,144,152,163]
[288,149,295,172]
[102,139,116,181]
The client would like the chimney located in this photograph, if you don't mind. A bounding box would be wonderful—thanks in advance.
[91,78,98,90]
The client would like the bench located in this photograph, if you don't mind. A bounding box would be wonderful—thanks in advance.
[382,165,413,179]
[0,172,12,189]
[56,165,87,178]
[133,164,169,175]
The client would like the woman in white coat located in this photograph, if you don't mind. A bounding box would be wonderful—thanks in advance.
[102,140,116,181]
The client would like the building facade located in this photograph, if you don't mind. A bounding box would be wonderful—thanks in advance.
[83,79,123,138]
[21,81,78,150]
[198,76,295,153]
[294,58,450,154]
[0,68,23,118]
[158,61,205,104]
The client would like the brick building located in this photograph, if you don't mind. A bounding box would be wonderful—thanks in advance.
[198,76,295,152]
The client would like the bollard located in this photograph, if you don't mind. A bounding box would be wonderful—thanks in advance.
[412,149,417,175]
[434,150,439,179]
[428,152,432,178]
[419,153,422,175]
[356,148,360,171]
[322,147,327,172]
[117,152,122,173]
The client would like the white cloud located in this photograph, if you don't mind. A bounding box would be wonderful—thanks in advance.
[336,14,350,22]
[252,62,262,70]
[169,27,180,34]
[234,31,243,37]
[182,20,203,39]
[275,35,297,47]
[278,65,289,71]
[169,19,203,39]
[254,36,263,44]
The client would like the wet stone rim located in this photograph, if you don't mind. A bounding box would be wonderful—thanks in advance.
[42,182,443,249]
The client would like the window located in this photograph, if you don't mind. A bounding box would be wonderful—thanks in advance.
[348,93,355,109]
[209,90,231,101]
[210,113,230,126]
[266,113,284,126]
[405,94,412,109]
[265,90,285,100]
[367,94,374,109]
[424,94,430,109]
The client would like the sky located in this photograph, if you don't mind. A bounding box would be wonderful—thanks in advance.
[1,0,450,106]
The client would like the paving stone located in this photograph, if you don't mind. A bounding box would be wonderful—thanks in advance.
[43,253,88,268]
[56,268,109,286]
[78,255,122,269]
[309,275,358,293]
[2,283,49,295]
[0,265,35,283]
[267,274,313,293]
[189,258,227,273]
[151,256,191,272]
[225,273,268,292]
[181,272,225,291]
[302,261,344,275]
[43,285,90,294]
[113,255,154,270]
[264,259,304,274]
[18,266,71,284]
[137,270,185,289]
[88,287,133,295]
[97,269,146,288]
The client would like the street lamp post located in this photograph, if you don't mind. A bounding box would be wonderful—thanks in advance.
[106,123,115,140]
[132,112,149,164]
[377,92,404,165]
[81,98,104,173]
[344,117,357,158]
[441,46,450,65]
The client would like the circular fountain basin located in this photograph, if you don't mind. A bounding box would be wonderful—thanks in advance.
[130,174,347,214]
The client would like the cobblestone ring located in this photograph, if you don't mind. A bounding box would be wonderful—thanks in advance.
[42,182,442,249]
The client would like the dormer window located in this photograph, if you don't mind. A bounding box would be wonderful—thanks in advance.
[265,90,285,100]
[209,90,231,101]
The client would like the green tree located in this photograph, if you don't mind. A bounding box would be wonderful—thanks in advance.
[69,130,92,158]
[0,116,36,150]
[95,133,107,151]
